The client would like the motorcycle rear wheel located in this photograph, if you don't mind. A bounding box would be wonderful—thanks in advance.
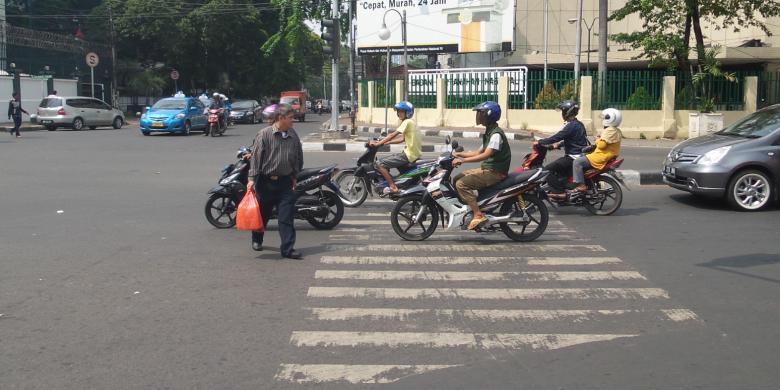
[391,195,439,241]
[499,194,548,242]
[306,190,344,229]
[583,176,622,216]
[205,193,237,228]
[334,171,369,207]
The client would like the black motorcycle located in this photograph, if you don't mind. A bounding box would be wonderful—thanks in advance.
[204,146,344,229]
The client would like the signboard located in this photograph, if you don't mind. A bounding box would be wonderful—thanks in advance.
[356,0,515,54]
[171,69,180,80]
[85,52,99,68]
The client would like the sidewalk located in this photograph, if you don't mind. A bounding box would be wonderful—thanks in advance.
[1,118,140,132]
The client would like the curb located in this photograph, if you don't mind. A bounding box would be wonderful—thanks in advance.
[335,124,533,141]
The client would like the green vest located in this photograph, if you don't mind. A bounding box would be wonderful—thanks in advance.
[480,125,511,173]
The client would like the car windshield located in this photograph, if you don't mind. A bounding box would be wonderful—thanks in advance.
[232,101,254,109]
[39,98,62,108]
[152,99,187,110]
[280,97,299,105]
[718,106,780,138]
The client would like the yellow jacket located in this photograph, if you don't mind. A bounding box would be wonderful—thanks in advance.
[586,126,622,170]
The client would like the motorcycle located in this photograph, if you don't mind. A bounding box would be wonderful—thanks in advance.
[334,140,437,207]
[204,146,345,229]
[517,141,628,215]
[390,138,550,242]
[205,108,226,137]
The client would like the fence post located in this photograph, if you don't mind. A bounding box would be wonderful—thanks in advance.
[744,76,758,114]
[395,79,405,104]
[436,78,446,127]
[367,80,375,124]
[579,76,593,134]
[662,76,677,139]
[357,82,363,122]
[498,76,510,129]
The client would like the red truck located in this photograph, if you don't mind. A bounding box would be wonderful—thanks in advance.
[280,91,307,122]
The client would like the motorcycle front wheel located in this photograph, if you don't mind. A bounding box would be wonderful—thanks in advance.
[391,195,439,241]
[306,190,344,229]
[334,171,369,207]
[205,193,237,228]
[499,194,548,242]
[583,176,623,216]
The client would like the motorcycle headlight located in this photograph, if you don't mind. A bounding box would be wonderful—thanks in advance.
[696,146,731,165]
[175,113,185,119]
[219,172,241,185]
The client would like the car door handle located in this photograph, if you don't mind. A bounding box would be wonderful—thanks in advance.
[769,152,775,157]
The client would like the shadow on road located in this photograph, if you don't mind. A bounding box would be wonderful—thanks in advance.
[698,253,780,285]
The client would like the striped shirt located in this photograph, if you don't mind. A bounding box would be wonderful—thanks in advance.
[248,125,304,179]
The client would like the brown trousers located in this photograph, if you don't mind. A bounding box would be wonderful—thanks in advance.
[454,168,506,204]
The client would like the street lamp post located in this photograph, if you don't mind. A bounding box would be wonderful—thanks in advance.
[568,17,598,74]
[378,9,407,134]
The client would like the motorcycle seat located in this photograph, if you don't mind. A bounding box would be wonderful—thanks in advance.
[476,169,541,202]
[397,158,436,173]
[583,157,621,177]
[297,164,337,180]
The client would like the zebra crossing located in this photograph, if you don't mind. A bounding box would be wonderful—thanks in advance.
[274,199,701,385]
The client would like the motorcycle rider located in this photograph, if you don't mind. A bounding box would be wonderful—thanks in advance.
[368,101,422,194]
[571,108,623,193]
[205,92,225,135]
[534,100,589,199]
[452,101,511,230]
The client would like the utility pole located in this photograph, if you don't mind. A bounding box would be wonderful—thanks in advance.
[348,1,356,134]
[543,0,548,84]
[108,5,118,107]
[598,0,608,105]
[330,0,340,131]
[574,0,583,97]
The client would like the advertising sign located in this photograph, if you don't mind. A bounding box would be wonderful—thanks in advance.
[356,0,515,54]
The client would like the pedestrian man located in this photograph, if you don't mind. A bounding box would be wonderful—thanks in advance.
[8,92,28,138]
[246,104,304,259]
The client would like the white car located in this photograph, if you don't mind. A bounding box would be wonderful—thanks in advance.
[33,96,125,131]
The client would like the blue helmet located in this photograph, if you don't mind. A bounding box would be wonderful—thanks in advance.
[473,101,501,123]
[393,101,414,118]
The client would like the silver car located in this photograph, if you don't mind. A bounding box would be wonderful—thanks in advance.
[34,96,125,131]
[663,104,780,211]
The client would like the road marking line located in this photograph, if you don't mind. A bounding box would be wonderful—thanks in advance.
[661,309,701,322]
[275,364,459,384]
[306,308,669,322]
[289,331,637,350]
[314,270,646,281]
[319,256,623,265]
[307,287,670,300]
[327,244,606,252]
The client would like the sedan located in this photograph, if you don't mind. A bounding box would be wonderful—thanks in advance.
[229,100,262,124]
[663,104,780,211]
[140,97,208,136]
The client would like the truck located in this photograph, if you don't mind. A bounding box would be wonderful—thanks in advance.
[280,91,307,122]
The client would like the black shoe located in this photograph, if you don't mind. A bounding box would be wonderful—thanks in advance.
[252,242,263,251]
[283,250,303,260]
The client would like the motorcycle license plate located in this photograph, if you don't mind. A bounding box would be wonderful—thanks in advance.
[152,121,165,128]
[663,165,675,176]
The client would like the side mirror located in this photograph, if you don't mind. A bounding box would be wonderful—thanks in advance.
[145,106,151,111]
[455,146,464,152]
[451,140,459,150]
[444,135,451,145]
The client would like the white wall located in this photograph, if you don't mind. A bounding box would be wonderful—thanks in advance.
[0,76,78,122]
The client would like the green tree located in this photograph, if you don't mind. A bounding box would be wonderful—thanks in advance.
[533,81,560,109]
[558,80,577,102]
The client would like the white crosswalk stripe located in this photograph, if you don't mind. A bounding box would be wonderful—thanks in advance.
[306,308,697,322]
[314,270,646,281]
[275,364,460,384]
[319,256,623,265]
[307,287,670,300]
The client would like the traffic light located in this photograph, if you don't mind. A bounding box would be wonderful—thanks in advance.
[321,18,340,57]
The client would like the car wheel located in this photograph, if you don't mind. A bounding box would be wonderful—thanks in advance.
[72,118,85,131]
[142,131,150,136]
[182,121,191,136]
[727,170,772,211]
[45,125,57,131]
[112,117,123,129]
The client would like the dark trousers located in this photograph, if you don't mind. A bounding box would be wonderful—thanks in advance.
[251,176,297,256]
[11,116,21,136]
[544,155,574,192]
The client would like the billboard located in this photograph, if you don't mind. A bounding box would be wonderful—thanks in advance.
[356,0,515,55]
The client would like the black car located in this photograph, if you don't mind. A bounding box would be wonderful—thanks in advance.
[663,104,780,211]
[229,100,262,124]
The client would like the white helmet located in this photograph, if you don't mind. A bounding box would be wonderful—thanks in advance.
[213,92,220,98]
[601,108,622,127]
[219,94,227,100]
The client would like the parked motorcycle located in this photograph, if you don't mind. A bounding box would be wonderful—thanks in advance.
[334,140,437,207]
[390,138,550,242]
[205,108,226,137]
[517,141,628,215]
[204,146,344,229]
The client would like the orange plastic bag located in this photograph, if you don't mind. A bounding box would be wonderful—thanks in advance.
[236,187,264,231]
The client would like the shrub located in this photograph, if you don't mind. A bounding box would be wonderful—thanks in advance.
[626,86,659,110]
[558,80,577,102]
[533,81,560,109]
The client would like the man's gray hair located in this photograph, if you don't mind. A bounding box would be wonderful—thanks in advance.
[274,103,293,122]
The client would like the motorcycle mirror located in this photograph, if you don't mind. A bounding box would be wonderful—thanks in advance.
[455,146,464,152]
[444,135,451,145]
[451,140,459,150]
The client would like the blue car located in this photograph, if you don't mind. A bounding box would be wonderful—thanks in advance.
[140,97,208,136]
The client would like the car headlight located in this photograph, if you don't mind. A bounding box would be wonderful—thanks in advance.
[245,111,251,115]
[141,113,147,119]
[696,146,731,165]
[175,113,185,119]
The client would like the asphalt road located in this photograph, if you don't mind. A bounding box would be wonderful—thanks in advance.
[1,121,778,389]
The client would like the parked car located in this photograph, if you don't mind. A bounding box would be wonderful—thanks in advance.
[33,96,125,131]
[280,91,307,122]
[229,100,262,124]
[663,104,780,211]
[139,97,208,136]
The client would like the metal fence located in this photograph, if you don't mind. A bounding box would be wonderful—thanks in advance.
[370,78,398,108]
[758,72,780,109]
[360,80,368,107]
[593,70,664,110]
[407,73,437,109]
[673,70,758,111]
[511,69,575,109]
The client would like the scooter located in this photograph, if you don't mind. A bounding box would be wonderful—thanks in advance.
[517,141,628,215]
[390,138,550,242]
[205,108,226,137]
[204,146,344,229]
[334,140,436,207]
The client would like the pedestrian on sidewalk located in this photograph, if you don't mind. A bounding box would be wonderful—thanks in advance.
[8,92,28,138]
[246,104,304,260]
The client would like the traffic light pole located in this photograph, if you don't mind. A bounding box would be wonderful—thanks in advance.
[330,0,339,131]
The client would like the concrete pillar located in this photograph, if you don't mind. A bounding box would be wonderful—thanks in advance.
[661,76,678,139]
[744,76,758,114]
[498,76,509,129]
[436,78,446,127]
[395,79,405,104]
[579,76,593,134]
[367,80,375,124]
